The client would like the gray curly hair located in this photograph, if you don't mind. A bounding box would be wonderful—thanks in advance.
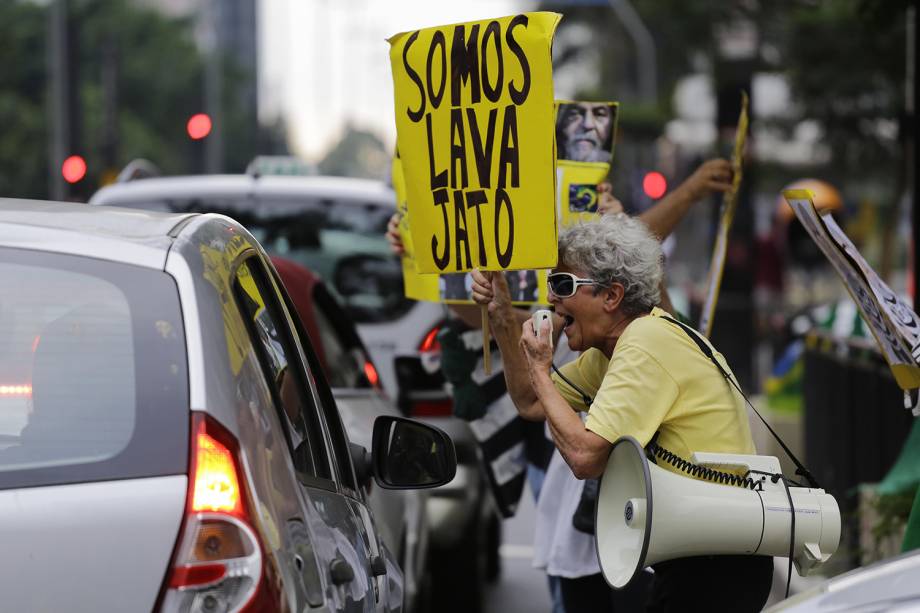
[557,214,663,316]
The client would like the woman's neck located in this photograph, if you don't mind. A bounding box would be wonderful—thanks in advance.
[599,311,650,358]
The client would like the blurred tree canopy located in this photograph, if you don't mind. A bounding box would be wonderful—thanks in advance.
[541,0,910,182]
[318,124,390,180]
[0,1,50,199]
[0,0,277,200]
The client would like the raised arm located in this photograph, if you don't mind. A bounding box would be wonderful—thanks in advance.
[638,158,733,239]
[470,270,548,421]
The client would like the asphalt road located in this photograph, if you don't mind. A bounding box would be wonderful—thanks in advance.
[484,484,553,613]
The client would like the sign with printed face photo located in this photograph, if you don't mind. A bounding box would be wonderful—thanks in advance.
[555,100,618,165]
[554,100,617,227]
[784,189,920,390]
[388,12,561,274]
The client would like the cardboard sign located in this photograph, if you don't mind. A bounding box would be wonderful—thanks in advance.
[699,91,749,337]
[554,100,617,227]
[394,148,549,304]
[388,13,560,274]
[784,189,920,390]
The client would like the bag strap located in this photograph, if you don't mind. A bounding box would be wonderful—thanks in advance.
[662,316,819,489]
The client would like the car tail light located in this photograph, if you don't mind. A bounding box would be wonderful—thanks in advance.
[418,324,443,376]
[419,326,441,353]
[410,398,454,417]
[158,413,281,613]
[363,359,381,389]
[0,384,31,397]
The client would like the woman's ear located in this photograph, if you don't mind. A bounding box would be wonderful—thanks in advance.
[602,283,625,313]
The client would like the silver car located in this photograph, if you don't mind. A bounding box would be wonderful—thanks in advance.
[92,174,503,610]
[0,199,456,612]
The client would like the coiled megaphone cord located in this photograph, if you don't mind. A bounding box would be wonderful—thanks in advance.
[646,442,762,490]
[553,360,798,598]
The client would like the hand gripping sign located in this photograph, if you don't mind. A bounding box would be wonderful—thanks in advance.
[388,13,561,275]
[783,190,920,404]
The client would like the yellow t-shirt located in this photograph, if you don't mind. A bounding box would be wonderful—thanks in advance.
[551,307,755,475]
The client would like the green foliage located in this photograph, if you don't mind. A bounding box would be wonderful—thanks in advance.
[0,0,275,200]
[72,0,205,185]
[318,125,389,180]
[540,0,907,173]
[0,1,49,199]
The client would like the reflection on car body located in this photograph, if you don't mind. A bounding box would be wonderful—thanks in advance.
[93,174,505,612]
[0,199,455,613]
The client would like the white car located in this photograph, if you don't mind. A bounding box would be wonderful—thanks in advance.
[766,549,920,612]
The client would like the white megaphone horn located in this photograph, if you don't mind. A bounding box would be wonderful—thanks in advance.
[595,436,841,589]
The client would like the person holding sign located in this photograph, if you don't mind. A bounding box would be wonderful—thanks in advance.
[470,215,772,612]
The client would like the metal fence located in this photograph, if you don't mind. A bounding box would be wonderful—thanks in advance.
[803,330,915,567]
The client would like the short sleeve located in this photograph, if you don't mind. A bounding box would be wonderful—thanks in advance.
[585,341,679,445]
[550,349,607,412]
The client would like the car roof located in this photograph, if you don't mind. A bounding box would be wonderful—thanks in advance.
[90,174,397,207]
[0,198,197,268]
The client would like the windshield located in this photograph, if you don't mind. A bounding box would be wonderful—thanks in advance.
[0,248,188,490]
[112,193,411,324]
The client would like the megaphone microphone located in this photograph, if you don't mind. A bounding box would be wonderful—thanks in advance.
[595,436,840,590]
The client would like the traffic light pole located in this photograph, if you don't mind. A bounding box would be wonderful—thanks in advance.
[48,0,68,200]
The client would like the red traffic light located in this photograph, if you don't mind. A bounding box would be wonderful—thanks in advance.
[61,155,87,184]
[642,171,667,200]
[186,113,212,140]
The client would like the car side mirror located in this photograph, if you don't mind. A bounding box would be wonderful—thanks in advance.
[371,416,456,489]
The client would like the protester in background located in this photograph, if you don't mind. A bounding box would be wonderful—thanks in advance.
[470,215,773,612]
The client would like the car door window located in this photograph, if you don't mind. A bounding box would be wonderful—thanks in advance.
[233,257,333,484]
[311,287,369,390]
[272,271,361,496]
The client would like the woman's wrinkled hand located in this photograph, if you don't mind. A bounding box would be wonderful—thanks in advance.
[519,316,553,378]
[470,269,512,315]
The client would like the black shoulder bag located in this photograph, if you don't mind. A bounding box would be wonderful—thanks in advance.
[569,316,818,536]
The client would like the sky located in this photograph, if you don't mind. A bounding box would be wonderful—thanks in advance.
[259,0,528,161]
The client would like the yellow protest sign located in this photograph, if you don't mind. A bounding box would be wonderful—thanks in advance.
[389,13,560,274]
[699,91,749,337]
[784,189,920,391]
[394,148,549,304]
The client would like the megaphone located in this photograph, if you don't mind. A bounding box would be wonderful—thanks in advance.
[596,436,840,589]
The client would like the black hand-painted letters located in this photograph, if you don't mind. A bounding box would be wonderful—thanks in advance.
[401,16,533,271]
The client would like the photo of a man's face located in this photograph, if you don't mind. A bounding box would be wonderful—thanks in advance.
[556,102,616,163]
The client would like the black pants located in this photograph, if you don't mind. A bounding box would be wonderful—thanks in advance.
[560,571,652,613]
[647,555,773,613]
[559,556,772,613]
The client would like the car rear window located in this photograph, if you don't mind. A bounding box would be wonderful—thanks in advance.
[106,194,413,324]
[0,248,188,490]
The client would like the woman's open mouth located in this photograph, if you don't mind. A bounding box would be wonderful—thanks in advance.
[562,314,575,333]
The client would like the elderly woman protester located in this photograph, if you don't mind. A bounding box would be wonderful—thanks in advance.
[470,215,773,612]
